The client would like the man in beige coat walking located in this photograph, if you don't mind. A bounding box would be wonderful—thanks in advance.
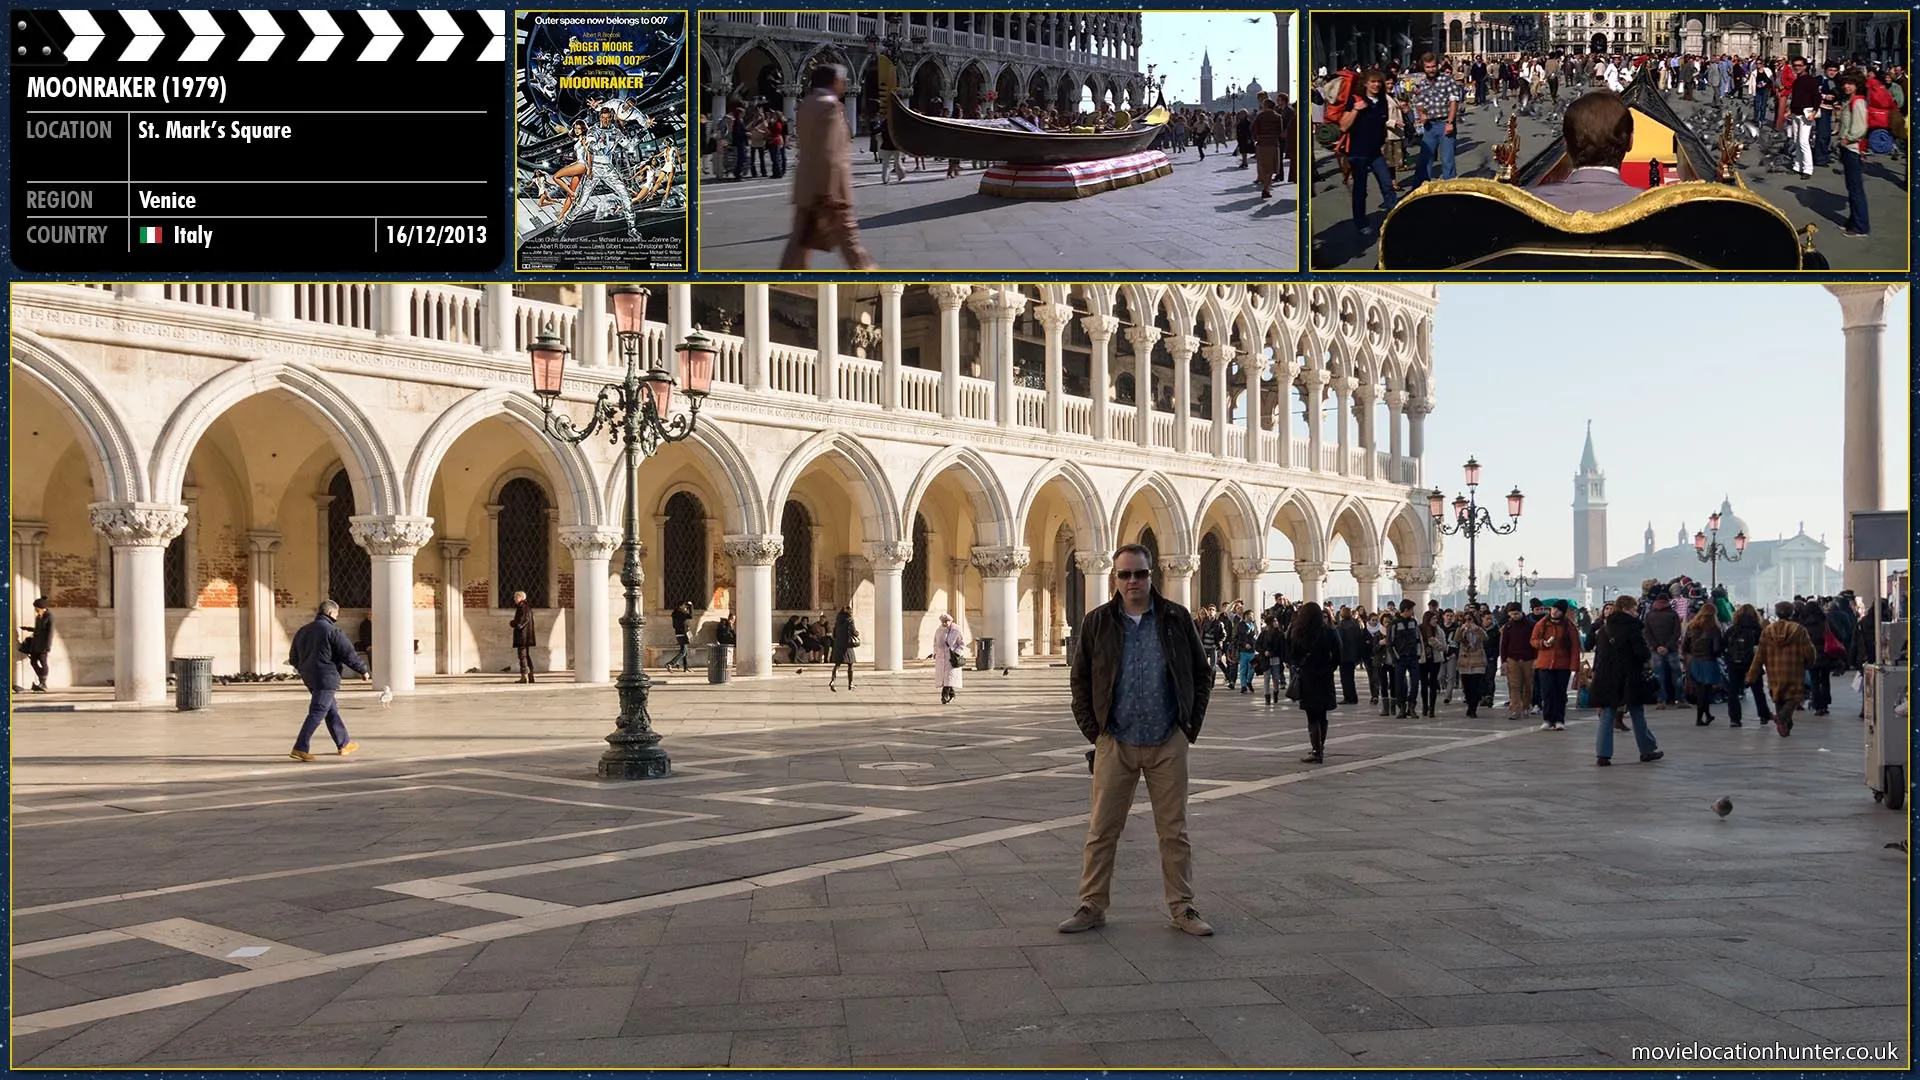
[778,64,875,270]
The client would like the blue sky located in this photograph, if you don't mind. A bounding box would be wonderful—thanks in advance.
[1140,12,1290,106]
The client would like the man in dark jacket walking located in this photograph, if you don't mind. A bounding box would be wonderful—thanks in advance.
[1062,543,1214,937]
[19,597,53,692]
[1641,593,1683,708]
[1335,608,1368,704]
[289,600,370,761]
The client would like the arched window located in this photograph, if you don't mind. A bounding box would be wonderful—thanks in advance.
[662,491,707,611]
[496,478,551,608]
[902,513,931,611]
[1198,531,1224,608]
[326,470,371,608]
[163,529,189,608]
[775,500,813,610]
[1139,526,1162,591]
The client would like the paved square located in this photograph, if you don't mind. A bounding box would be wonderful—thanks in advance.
[699,142,1296,271]
[9,668,1908,1067]
[1309,90,1909,270]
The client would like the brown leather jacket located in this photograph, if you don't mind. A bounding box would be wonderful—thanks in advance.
[1070,590,1211,745]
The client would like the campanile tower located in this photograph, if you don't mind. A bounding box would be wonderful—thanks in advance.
[1572,421,1608,574]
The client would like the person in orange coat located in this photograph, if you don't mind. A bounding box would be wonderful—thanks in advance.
[1530,599,1581,731]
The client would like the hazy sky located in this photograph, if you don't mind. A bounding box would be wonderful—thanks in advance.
[1426,284,1910,580]
[1140,12,1291,106]
[1260,284,1907,603]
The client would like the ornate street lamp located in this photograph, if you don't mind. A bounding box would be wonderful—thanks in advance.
[529,285,716,780]
[1502,556,1541,607]
[1693,510,1746,592]
[1428,456,1523,607]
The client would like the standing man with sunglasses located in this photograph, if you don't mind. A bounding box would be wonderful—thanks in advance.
[1062,543,1215,937]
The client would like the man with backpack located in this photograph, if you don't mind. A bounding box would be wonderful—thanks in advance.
[1388,600,1423,719]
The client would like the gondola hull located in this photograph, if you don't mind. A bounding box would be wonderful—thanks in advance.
[877,55,1167,165]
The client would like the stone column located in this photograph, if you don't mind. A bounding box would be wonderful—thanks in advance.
[438,539,469,676]
[710,82,734,124]
[1033,560,1055,654]
[1126,324,1160,448]
[1827,285,1896,599]
[119,283,164,301]
[866,540,912,672]
[1385,389,1407,484]
[1296,559,1327,604]
[375,284,410,338]
[245,530,282,674]
[1159,554,1197,609]
[816,284,840,404]
[970,288,1024,428]
[1407,398,1429,486]
[1352,564,1381,611]
[934,284,970,419]
[1242,350,1262,464]
[948,558,972,634]
[666,283,693,380]
[971,546,1030,669]
[1275,11,1292,93]
[12,521,48,690]
[880,284,905,411]
[255,284,295,324]
[89,503,188,703]
[1356,383,1379,480]
[1394,565,1435,609]
[1274,359,1298,467]
[484,284,516,357]
[744,283,771,392]
[1035,302,1071,434]
[560,527,621,683]
[1167,334,1196,453]
[1083,314,1118,441]
[1206,343,1233,458]
[1300,367,1326,472]
[1232,557,1270,609]
[1331,376,1354,475]
[579,284,608,370]
[724,535,783,677]
[349,515,435,693]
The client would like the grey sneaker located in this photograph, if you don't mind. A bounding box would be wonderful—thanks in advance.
[1171,907,1214,936]
[1057,905,1105,933]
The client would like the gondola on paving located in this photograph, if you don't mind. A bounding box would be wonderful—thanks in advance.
[1376,69,1828,271]
[877,55,1169,166]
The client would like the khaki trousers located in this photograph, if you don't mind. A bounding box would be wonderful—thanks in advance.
[1077,731,1193,917]
[777,203,873,271]
[1504,659,1535,712]
[1255,143,1280,190]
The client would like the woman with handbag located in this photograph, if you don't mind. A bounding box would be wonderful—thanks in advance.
[1290,602,1341,764]
[933,613,965,704]
[1454,615,1487,719]
[19,597,52,693]
[1588,594,1663,766]
[1680,606,1726,725]
[828,606,859,691]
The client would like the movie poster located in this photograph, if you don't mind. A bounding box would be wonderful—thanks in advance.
[515,10,688,272]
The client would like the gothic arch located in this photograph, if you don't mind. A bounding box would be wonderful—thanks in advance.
[1326,495,1381,567]
[765,430,901,546]
[151,360,399,516]
[1110,470,1191,555]
[1014,458,1110,555]
[605,421,762,537]
[1266,488,1327,565]
[10,329,146,504]
[726,38,794,87]
[405,387,602,528]
[1192,479,1263,559]
[901,446,1015,548]
[1382,500,1435,568]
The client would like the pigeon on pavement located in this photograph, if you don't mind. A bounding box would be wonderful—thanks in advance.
[378,685,394,708]
[1710,796,1733,818]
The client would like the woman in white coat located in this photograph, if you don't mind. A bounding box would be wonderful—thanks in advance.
[933,613,966,704]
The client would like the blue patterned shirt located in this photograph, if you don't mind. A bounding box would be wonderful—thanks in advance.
[1108,607,1178,747]
[1410,73,1461,126]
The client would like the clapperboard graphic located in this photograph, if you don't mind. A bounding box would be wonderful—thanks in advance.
[10,9,509,273]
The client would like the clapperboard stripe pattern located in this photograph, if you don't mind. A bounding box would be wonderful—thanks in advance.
[34,9,503,64]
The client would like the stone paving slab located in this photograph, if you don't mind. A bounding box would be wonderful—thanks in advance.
[700,139,1297,271]
[8,668,1908,1067]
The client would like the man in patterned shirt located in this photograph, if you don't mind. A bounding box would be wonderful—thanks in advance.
[1062,543,1214,937]
[1410,53,1461,186]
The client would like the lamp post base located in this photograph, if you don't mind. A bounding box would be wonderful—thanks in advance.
[598,729,672,779]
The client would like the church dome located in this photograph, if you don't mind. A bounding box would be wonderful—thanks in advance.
[1709,497,1749,540]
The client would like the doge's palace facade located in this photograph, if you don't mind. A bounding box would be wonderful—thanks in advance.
[11,282,1438,702]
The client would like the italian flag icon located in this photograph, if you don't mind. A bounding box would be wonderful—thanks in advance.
[138,226,163,244]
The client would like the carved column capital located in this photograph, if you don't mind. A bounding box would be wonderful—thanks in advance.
[722,533,785,566]
[1158,554,1199,577]
[559,526,624,559]
[11,520,50,547]
[246,530,284,555]
[1163,333,1199,361]
[1204,342,1236,368]
[1125,324,1163,350]
[865,540,915,570]
[1384,389,1409,411]
[1033,302,1075,332]
[348,515,435,557]
[1350,564,1382,584]
[1295,560,1328,583]
[1231,557,1270,579]
[967,287,1027,322]
[931,284,973,312]
[1075,550,1114,575]
[970,545,1031,579]
[89,502,188,548]
[1079,313,1121,341]
[1392,565,1437,588]
[438,538,472,561]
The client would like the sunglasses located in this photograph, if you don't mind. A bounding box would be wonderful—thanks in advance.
[1115,569,1153,581]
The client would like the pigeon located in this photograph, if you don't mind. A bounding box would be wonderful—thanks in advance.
[1710,795,1733,818]
[378,685,394,708]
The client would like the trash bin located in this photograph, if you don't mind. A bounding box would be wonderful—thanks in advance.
[708,644,733,684]
[173,656,213,711]
[976,637,995,672]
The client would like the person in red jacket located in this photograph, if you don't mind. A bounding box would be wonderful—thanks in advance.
[1530,600,1580,731]
[1498,603,1536,719]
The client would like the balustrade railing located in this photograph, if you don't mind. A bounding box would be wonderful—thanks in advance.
[900,367,941,413]
[709,332,747,387]
[163,284,249,311]
[957,376,992,421]
[837,357,884,406]
[1227,427,1248,460]
[1150,413,1175,448]
[409,284,483,347]
[769,346,818,396]
[294,284,374,330]
[1016,387,1047,429]
[1063,397,1091,436]
[1108,408,1135,443]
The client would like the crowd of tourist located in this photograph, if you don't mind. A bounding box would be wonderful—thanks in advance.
[1194,576,1880,767]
